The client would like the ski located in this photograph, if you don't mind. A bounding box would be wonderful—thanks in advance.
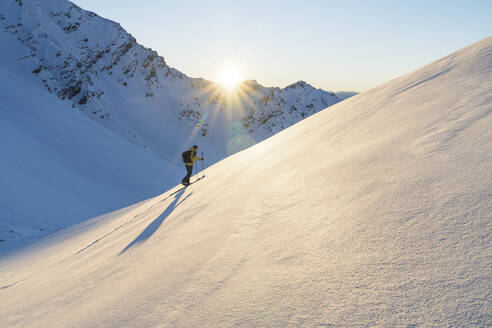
[170,176,206,196]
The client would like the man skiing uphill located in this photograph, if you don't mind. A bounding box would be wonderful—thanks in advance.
[181,145,203,186]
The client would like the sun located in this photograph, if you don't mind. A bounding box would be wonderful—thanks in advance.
[218,66,242,90]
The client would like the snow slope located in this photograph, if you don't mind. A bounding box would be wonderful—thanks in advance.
[0,31,175,251]
[1,35,491,328]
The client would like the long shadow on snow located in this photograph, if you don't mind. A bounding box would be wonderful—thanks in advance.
[120,188,192,254]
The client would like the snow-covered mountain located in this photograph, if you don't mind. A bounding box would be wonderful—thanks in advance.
[1,0,343,163]
[0,0,350,248]
[1,29,490,327]
[0,26,173,250]
[335,90,358,100]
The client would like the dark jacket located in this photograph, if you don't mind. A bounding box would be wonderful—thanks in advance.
[184,147,203,166]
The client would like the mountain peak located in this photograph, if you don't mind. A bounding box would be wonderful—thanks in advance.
[285,80,313,90]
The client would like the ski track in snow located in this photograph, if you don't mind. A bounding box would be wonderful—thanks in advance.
[0,279,26,290]
[76,189,184,256]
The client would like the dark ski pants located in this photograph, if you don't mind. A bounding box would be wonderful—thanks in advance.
[182,164,193,184]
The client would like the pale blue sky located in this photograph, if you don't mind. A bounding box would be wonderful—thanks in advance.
[71,0,491,92]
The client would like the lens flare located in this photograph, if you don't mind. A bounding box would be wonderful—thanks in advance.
[227,134,255,155]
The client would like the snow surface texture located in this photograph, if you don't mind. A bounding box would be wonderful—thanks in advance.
[1,31,491,327]
[0,0,351,248]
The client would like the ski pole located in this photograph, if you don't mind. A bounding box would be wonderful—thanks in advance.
[201,152,205,177]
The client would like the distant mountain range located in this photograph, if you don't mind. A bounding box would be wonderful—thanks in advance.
[1,0,356,162]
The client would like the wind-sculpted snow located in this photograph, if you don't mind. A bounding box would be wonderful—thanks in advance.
[1,33,490,327]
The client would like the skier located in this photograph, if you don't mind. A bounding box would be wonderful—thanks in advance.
[181,145,203,186]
